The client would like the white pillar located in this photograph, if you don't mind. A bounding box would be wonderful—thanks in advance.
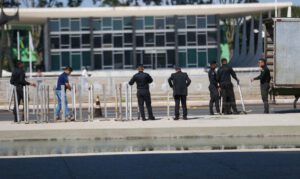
[287,6,292,18]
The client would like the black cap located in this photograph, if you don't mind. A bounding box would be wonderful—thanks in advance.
[259,58,267,63]
[137,64,144,68]
[174,66,181,71]
[221,58,228,63]
[209,60,217,65]
[64,66,73,72]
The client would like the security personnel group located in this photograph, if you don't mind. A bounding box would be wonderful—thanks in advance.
[10,58,271,122]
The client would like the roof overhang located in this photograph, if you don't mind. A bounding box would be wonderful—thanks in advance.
[3,2,293,24]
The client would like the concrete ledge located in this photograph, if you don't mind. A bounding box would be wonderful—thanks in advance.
[1,114,300,140]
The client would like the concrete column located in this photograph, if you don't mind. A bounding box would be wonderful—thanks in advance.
[216,15,221,63]
[233,18,240,61]
[45,18,50,71]
[132,16,137,69]
[248,17,255,56]
[256,13,263,58]
[241,17,247,57]
[174,15,179,66]
[89,17,94,70]
[287,6,292,18]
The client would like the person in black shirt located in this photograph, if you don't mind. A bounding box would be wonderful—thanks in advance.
[129,64,155,121]
[251,58,271,113]
[208,61,220,115]
[217,58,240,114]
[10,61,36,122]
[168,66,191,120]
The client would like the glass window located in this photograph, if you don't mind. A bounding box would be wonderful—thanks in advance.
[178,34,186,46]
[166,16,174,29]
[61,35,69,48]
[71,53,81,70]
[143,53,152,68]
[103,34,112,44]
[114,36,123,47]
[187,32,196,42]
[124,33,132,44]
[136,35,144,47]
[103,17,112,29]
[207,15,216,25]
[50,20,59,32]
[157,53,166,68]
[167,50,175,67]
[166,32,175,43]
[103,51,112,66]
[94,54,102,69]
[187,16,196,28]
[50,37,59,49]
[92,18,101,30]
[123,17,132,29]
[198,34,206,46]
[125,51,132,65]
[113,19,122,30]
[178,51,186,67]
[81,18,90,31]
[197,18,206,28]
[145,16,154,28]
[188,49,197,64]
[135,18,144,30]
[82,51,91,66]
[62,52,70,67]
[208,48,217,63]
[82,34,90,45]
[198,51,207,67]
[51,54,60,71]
[71,36,80,48]
[207,31,217,43]
[145,33,154,44]
[177,17,186,29]
[60,18,69,31]
[94,36,102,48]
[71,20,80,31]
[156,35,165,47]
[136,52,142,66]
[114,53,123,69]
[155,18,164,29]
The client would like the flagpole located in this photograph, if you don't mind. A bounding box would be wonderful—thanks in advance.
[29,31,32,78]
[17,31,20,61]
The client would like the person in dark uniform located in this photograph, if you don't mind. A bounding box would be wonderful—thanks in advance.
[208,61,220,115]
[217,58,240,114]
[129,64,155,121]
[10,61,36,122]
[168,67,191,120]
[251,58,271,114]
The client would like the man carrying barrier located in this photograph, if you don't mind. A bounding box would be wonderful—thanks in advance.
[129,64,155,121]
[10,61,36,123]
[55,66,75,121]
[168,66,191,120]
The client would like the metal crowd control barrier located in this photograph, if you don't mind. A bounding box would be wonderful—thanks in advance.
[32,84,50,123]
[88,84,94,121]
[13,87,20,123]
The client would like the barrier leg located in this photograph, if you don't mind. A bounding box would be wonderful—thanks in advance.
[61,85,66,122]
[125,84,129,121]
[78,84,83,121]
[53,86,57,122]
[91,84,94,122]
[103,85,107,119]
[46,85,50,123]
[119,84,123,121]
[14,87,20,123]
[167,89,170,120]
[115,84,119,119]
[8,85,14,111]
[129,85,132,121]
[72,84,77,121]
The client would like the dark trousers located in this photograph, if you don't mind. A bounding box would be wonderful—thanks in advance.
[137,90,154,119]
[209,86,220,114]
[260,83,270,113]
[174,95,187,118]
[221,87,238,114]
[13,88,24,122]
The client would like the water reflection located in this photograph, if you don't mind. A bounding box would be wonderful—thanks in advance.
[1,136,300,156]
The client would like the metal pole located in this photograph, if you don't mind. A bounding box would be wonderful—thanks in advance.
[23,86,26,123]
[72,84,77,121]
[78,84,83,121]
[8,85,14,111]
[61,85,65,122]
[53,86,57,122]
[167,88,170,120]
[91,84,94,122]
[115,84,119,119]
[103,85,107,118]
[14,87,20,123]
[88,84,91,121]
[125,84,129,121]
[119,84,123,121]
[46,85,50,123]
[129,85,132,121]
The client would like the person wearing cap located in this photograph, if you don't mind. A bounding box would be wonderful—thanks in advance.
[168,66,191,120]
[251,58,271,113]
[55,66,74,121]
[217,58,240,115]
[10,61,36,122]
[208,61,220,115]
[129,64,155,121]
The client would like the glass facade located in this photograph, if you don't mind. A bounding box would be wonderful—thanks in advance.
[49,15,218,71]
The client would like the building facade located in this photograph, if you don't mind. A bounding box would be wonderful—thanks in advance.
[48,15,219,71]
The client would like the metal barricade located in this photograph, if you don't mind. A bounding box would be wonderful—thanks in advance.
[88,84,94,121]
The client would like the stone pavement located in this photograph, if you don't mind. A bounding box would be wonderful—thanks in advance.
[0,113,300,140]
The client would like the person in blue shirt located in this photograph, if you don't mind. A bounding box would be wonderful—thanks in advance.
[55,66,74,121]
